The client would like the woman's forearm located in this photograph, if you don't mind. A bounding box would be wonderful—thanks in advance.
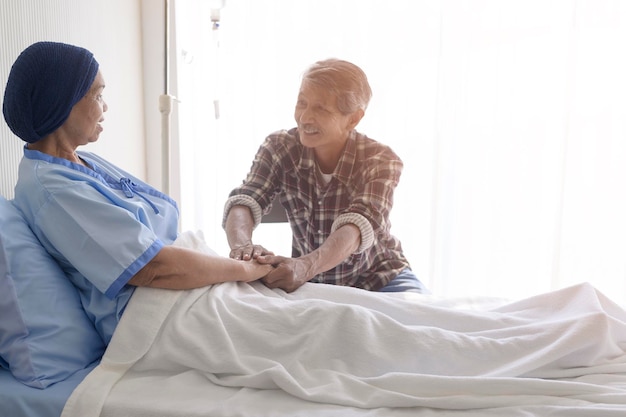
[129,245,272,289]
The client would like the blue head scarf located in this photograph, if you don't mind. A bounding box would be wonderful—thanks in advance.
[2,41,99,143]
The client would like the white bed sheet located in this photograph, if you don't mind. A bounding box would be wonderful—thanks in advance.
[61,231,626,417]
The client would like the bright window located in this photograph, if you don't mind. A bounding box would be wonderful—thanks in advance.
[173,0,626,304]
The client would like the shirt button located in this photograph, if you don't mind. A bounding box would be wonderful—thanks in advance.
[318,200,322,205]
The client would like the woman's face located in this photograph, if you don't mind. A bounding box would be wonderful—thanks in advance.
[62,70,108,146]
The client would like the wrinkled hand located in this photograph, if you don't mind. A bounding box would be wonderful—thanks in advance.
[256,255,311,293]
[229,243,274,261]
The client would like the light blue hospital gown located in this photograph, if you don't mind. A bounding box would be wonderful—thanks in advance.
[13,147,179,344]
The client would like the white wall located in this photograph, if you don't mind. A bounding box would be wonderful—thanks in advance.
[0,0,148,198]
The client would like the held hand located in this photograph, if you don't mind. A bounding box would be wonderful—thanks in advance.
[256,255,311,293]
[229,243,274,261]
[241,260,275,282]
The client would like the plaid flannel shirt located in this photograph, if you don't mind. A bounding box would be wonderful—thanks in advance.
[223,128,411,291]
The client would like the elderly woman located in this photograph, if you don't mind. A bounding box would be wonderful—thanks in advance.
[223,59,428,294]
[3,41,272,345]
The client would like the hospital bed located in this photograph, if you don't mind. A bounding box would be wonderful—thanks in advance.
[2,156,626,417]
[0,365,95,417]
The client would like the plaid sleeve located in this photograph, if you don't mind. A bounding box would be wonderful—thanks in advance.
[222,194,263,228]
[345,147,403,241]
[222,132,291,228]
[331,212,374,253]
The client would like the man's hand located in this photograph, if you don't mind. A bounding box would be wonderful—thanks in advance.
[229,243,274,261]
[225,205,271,260]
[256,255,313,293]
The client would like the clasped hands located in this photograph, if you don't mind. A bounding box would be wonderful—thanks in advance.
[229,243,309,293]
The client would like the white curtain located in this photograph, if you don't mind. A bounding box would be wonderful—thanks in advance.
[173,0,626,304]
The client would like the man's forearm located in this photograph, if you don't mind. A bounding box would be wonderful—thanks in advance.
[225,205,255,249]
[302,223,361,278]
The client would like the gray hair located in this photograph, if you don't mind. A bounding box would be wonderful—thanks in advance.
[301,58,372,115]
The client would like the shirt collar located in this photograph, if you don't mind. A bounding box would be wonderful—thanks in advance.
[298,141,316,171]
[334,130,358,186]
[23,145,99,176]
[297,130,359,186]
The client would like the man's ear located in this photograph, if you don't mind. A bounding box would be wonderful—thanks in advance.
[347,108,365,130]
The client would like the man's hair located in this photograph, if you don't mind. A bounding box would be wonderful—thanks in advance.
[302,58,372,115]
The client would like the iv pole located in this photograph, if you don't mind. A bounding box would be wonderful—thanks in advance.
[210,0,226,120]
[159,0,173,195]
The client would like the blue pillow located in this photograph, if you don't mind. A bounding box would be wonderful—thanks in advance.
[0,195,105,389]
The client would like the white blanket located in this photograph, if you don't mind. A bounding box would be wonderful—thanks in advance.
[62,231,626,417]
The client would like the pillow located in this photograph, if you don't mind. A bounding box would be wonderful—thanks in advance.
[0,195,105,389]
